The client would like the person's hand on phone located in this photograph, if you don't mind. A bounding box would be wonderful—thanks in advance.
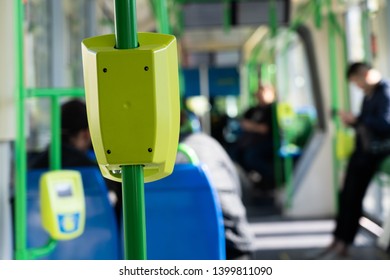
[339,111,357,126]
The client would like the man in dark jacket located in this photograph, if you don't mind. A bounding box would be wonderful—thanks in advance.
[320,62,390,259]
[233,84,276,189]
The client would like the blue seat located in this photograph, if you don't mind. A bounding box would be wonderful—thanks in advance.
[144,163,226,260]
[27,167,120,260]
[27,164,225,260]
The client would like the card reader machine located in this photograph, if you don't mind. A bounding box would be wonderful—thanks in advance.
[40,170,85,240]
[81,32,180,183]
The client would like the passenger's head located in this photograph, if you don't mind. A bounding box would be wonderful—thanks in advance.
[346,62,381,93]
[61,99,91,152]
[256,84,275,105]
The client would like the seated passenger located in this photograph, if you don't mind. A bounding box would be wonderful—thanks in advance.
[177,110,255,260]
[29,99,122,225]
[231,83,276,190]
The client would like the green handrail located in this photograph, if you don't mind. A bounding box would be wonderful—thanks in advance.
[14,1,60,260]
[14,0,28,260]
[223,0,231,33]
[314,0,322,29]
[114,0,138,49]
[28,238,57,259]
[279,42,294,208]
[153,0,187,120]
[327,0,341,213]
[27,88,84,98]
[177,143,200,164]
[27,87,85,174]
[361,5,372,63]
[271,104,283,191]
[326,1,355,214]
[328,12,350,111]
[114,0,147,260]
[122,165,147,260]
[155,0,171,34]
[174,1,185,37]
[247,1,314,73]
[50,96,61,171]
[31,88,81,175]
[288,1,315,31]
[269,0,277,37]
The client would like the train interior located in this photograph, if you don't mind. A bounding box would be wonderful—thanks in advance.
[1,0,390,260]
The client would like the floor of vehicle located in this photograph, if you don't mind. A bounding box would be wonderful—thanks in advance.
[244,189,390,260]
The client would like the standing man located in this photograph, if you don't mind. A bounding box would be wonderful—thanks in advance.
[320,62,390,259]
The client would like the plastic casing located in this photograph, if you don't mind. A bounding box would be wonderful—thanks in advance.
[82,33,180,183]
[40,170,85,240]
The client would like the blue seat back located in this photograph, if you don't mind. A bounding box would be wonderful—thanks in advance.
[144,163,226,260]
[27,167,120,259]
[27,164,225,260]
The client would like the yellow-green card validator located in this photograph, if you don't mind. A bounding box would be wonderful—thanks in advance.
[40,170,86,240]
[81,33,180,183]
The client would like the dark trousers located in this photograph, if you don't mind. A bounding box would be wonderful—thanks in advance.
[242,142,274,185]
[334,150,385,244]
[231,140,274,186]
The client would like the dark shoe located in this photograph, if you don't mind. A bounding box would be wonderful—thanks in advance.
[226,247,253,260]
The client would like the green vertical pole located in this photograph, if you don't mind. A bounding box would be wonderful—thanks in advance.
[14,0,58,260]
[155,0,171,34]
[284,156,293,208]
[114,0,147,260]
[361,3,372,63]
[175,3,184,37]
[155,0,186,113]
[248,62,258,105]
[314,0,322,29]
[122,166,146,260]
[50,96,62,170]
[271,104,282,190]
[14,0,28,260]
[260,64,269,85]
[289,1,315,31]
[269,0,277,37]
[268,0,283,194]
[280,43,294,206]
[114,0,138,49]
[223,0,231,33]
[179,69,185,108]
[327,1,340,213]
[329,14,350,111]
